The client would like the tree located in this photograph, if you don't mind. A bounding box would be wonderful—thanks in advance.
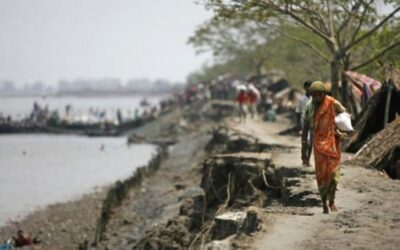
[188,18,274,79]
[188,17,331,86]
[354,21,400,77]
[204,0,400,106]
[187,60,250,84]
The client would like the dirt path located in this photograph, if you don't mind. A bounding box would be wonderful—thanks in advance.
[253,167,366,250]
[229,117,400,250]
[226,116,298,147]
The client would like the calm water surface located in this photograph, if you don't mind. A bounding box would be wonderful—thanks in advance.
[0,134,155,226]
[0,96,165,226]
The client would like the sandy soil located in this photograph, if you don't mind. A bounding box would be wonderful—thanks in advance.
[230,116,400,250]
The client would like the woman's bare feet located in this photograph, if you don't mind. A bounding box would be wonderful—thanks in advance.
[329,201,338,212]
[323,202,330,214]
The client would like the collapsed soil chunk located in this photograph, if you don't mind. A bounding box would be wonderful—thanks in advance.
[201,152,276,209]
[210,209,260,240]
[205,125,294,155]
[132,216,192,250]
[179,195,206,231]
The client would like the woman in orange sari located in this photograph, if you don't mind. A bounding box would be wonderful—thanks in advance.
[301,81,346,214]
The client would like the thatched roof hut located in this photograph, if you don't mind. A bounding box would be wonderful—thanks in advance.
[342,81,400,152]
[348,117,400,177]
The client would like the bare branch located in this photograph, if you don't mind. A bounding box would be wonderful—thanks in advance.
[351,40,400,70]
[346,5,400,51]
[348,0,374,47]
[316,2,330,34]
[327,0,334,36]
[309,15,329,35]
[251,0,333,42]
[337,0,363,34]
[292,1,329,33]
[272,26,330,63]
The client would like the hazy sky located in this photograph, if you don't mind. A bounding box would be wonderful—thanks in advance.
[0,0,212,85]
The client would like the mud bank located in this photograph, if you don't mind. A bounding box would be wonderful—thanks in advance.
[100,104,400,250]
[92,145,168,245]
[94,102,220,249]
[98,113,300,249]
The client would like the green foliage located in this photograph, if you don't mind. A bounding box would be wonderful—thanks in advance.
[193,0,400,101]
[188,17,273,68]
[266,36,330,87]
[187,21,331,87]
[351,22,400,79]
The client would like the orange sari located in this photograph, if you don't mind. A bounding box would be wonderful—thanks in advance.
[312,96,341,201]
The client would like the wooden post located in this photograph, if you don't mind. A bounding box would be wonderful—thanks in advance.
[384,80,394,128]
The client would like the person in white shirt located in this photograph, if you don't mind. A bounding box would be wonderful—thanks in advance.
[296,80,312,166]
[296,81,312,130]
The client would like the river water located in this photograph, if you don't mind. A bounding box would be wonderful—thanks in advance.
[0,95,165,121]
[0,95,163,226]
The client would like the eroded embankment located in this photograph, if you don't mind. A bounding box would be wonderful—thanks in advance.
[127,124,319,249]
[90,145,168,247]
[98,108,400,250]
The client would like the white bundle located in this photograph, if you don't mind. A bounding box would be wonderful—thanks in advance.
[236,84,247,92]
[335,112,354,132]
[248,84,261,101]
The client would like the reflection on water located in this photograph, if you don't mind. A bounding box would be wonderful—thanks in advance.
[0,134,155,226]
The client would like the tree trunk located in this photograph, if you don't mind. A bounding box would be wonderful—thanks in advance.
[254,59,265,84]
[256,63,262,82]
[340,71,351,109]
[330,59,341,100]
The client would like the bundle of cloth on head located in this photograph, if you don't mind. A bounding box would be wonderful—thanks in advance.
[247,83,261,101]
[236,84,247,92]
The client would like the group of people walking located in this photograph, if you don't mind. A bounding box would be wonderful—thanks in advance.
[234,83,261,122]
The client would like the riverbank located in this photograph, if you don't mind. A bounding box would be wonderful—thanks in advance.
[96,99,400,249]
[0,189,105,249]
[2,99,399,249]
[0,106,182,248]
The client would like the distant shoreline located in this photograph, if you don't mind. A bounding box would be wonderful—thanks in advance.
[0,90,174,98]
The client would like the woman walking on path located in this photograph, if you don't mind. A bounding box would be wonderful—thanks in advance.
[301,81,347,214]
